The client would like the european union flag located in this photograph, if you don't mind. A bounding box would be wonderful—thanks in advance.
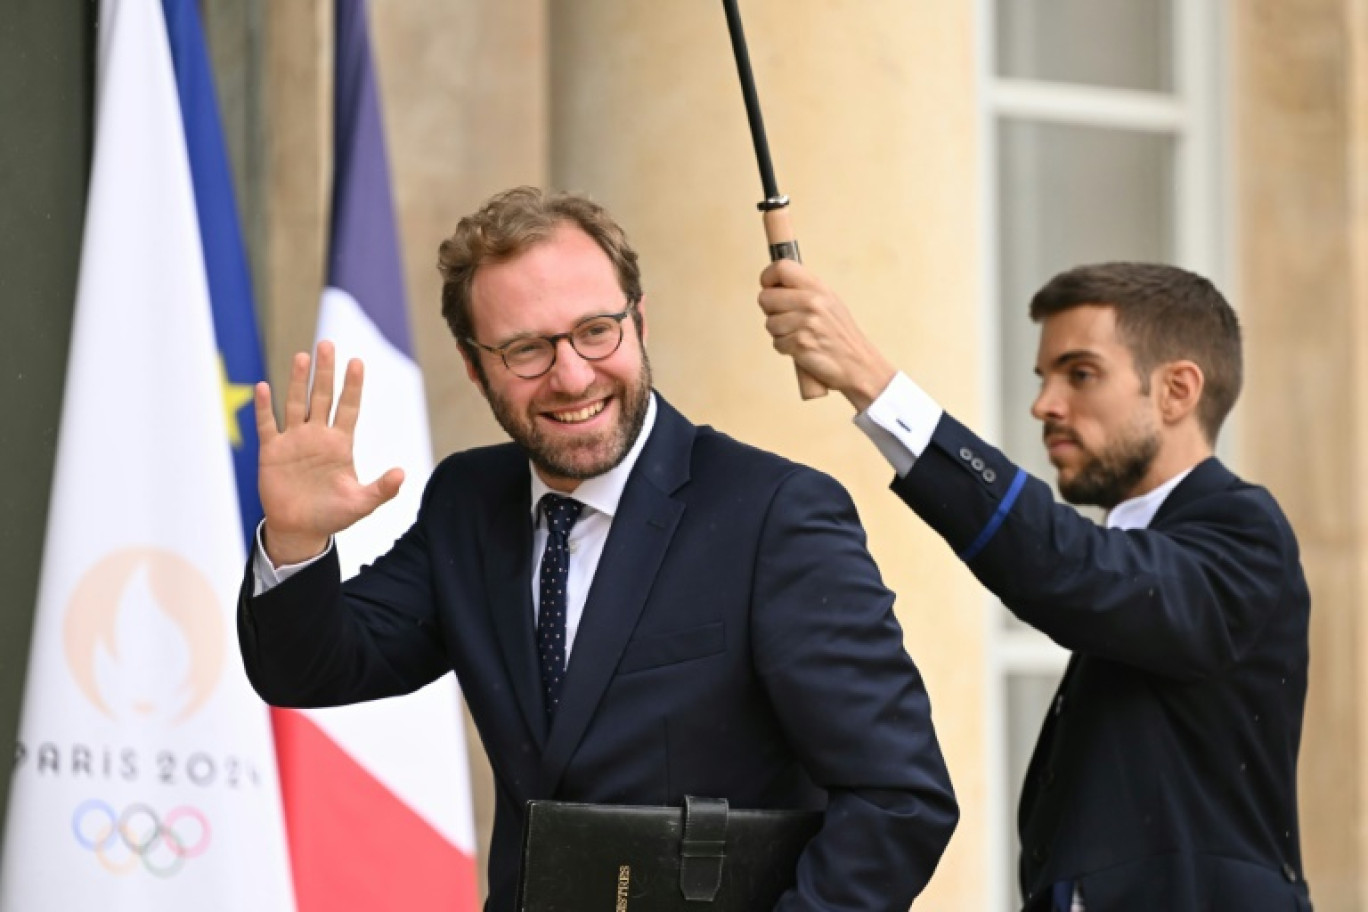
[163,0,266,546]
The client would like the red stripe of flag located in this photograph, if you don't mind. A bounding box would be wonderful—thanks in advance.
[272,708,479,911]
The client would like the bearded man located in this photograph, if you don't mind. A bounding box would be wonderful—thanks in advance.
[237,186,958,912]
[757,260,1311,912]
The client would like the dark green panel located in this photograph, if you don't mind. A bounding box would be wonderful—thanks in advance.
[0,0,95,856]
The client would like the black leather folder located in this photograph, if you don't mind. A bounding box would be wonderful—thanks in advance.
[516,796,822,910]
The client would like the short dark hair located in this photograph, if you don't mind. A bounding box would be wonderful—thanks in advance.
[1029,262,1242,443]
[437,187,643,378]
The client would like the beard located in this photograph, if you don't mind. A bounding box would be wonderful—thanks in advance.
[1048,418,1160,510]
[486,349,653,483]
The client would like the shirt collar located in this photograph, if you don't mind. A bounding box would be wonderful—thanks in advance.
[529,392,658,525]
[1105,466,1194,531]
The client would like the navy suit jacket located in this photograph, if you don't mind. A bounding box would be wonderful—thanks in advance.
[892,414,1311,911]
[239,395,957,911]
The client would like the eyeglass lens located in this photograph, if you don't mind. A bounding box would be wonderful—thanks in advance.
[504,315,624,377]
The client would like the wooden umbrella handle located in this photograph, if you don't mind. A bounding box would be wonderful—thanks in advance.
[762,205,828,400]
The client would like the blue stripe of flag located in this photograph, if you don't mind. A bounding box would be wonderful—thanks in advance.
[331,0,414,357]
[162,0,266,547]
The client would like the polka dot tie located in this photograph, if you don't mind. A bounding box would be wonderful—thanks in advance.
[537,494,582,721]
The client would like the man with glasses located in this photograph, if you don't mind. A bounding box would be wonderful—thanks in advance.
[238,186,958,911]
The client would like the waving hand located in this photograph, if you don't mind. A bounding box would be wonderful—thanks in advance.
[254,341,404,565]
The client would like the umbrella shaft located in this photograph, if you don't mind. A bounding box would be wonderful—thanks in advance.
[722,0,780,199]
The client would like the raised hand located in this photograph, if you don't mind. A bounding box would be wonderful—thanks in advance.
[757,259,898,413]
[254,340,405,565]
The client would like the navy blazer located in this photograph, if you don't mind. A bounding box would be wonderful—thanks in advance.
[893,414,1311,911]
[239,395,957,912]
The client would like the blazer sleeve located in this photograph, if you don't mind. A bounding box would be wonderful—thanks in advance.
[750,466,958,911]
[893,413,1299,681]
[237,482,452,708]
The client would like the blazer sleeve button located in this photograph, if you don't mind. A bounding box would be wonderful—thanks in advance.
[959,447,973,461]
[1282,863,1298,883]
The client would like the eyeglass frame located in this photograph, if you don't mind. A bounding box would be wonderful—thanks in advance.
[464,296,640,379]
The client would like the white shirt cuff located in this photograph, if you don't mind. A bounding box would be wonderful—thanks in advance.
[852,371,944,478]
[251,521,333,596]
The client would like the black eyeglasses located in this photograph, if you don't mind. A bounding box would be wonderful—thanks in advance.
[466,298,638,380]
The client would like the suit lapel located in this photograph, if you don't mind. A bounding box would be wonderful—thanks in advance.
[535,396,693,796]
[485,465,548,747]
[1150,457,1234,528]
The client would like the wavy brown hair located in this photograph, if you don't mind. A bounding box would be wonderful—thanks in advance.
[437,187,643,381]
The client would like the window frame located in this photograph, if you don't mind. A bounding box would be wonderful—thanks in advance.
[976,2,1229,908]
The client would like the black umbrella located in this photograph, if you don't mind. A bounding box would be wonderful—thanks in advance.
[722,0,827,400]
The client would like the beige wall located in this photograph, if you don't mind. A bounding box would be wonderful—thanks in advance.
[546,3,986,907]
[1234,1,1368,907]
[261,1,987,907]
[249,0,1368,908]
[259,0,332,386]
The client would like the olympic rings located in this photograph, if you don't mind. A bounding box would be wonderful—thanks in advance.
[71,799,212,878]
[163,805,211,858]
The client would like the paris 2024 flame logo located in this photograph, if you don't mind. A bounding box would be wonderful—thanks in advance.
[62,548,225,726]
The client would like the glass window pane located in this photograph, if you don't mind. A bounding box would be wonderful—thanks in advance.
[1003,671,1065,905]
[995,0,1173,92]
[996,121,1173,630]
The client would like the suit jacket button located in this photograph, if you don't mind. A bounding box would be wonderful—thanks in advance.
[1053,694,1065,716]
[1282,863,1297,883]
[959,447,973,461]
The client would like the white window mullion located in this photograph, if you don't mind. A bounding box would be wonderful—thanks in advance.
[980,4,1224,910]
[992,80,1187,133]
[976,1,1010,905]
[1172,0,1223,279]
[998,633,1071,674]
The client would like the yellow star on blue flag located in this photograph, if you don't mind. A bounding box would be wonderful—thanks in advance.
[220,353,254,448]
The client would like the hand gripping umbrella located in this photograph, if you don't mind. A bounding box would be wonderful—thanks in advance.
[722,0,827,400]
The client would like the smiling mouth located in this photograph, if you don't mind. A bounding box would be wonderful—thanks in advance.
[546,400,607,424]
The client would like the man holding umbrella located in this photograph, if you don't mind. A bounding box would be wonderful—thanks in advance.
[757,258,1311,911]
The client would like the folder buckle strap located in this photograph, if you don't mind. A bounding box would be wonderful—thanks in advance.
[680,796,728,902]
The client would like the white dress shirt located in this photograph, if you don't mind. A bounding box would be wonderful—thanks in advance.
[1103,467,1190,531]
[528,393,655,660]
[253,393,658,666]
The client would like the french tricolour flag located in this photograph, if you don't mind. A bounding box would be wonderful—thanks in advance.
[268,0,480,909]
